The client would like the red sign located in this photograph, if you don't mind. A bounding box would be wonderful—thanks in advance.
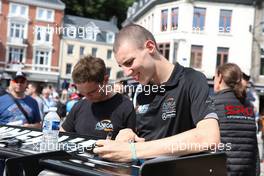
[225,105,254,116]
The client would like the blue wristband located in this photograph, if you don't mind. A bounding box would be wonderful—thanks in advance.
[130,142,137,161]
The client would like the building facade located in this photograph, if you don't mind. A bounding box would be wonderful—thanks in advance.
[251,0,264,114]
[0,0,65,87]
[59,15,122,83]
[124,0,255,79]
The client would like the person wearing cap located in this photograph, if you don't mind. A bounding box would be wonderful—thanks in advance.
[0,71,41,128]
[66,93,80,114]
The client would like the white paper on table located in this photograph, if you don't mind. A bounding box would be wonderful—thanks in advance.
[16,129,30,135]
[27,131,42,137]
[0,128,14,134]
[4,130,30,137]
[78,140,97,148]
[1,129,21,137]
[67,138,85,143]
[0,127,8,133]
[23,136,43,145]
[58,136,69,142]
[16,131,42,140]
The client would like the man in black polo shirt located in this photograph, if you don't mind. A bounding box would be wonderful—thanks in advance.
[94,24,219,162]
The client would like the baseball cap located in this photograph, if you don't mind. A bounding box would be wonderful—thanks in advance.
[242,72,250,81]
[70,93,80,100]
[12,71,27,80]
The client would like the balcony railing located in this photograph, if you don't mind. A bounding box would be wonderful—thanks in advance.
[2,62,59,75]
[7,37,27,45]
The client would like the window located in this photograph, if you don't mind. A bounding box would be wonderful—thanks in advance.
[190,45,203,69]
[173,42,178,64]
[106,67,111,76]
[66,26,76,38]
[84,25,100,41]
[107,49,112,59]
[0,1,2,13]
[35,26,52,43]
[34,50,50,71]
[36,8,54,22]
[107,33,114,43]
[67,45,74,55]
[116,71,124,79]
[10,23,25,38]
[66,63,72,75]
[80,46,85,56]
[193,7,206,32]
[161,9,168,31]
[219,10,232,33]
[85,28,93,40]
[260,48,264,75]
[262,16,264,33]
[158,43,170,60]
[216,47,229,67]
[10,3,28,17]
[92,48,97,57]
[8,47,24,64]
[171,8,179,30]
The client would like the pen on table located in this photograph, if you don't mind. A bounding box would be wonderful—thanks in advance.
[106,131,113,140]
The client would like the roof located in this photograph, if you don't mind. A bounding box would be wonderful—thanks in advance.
[64,15,119,33]
[8,0,65,10]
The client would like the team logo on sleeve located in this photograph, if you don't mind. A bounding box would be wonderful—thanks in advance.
[95,119,113,131]
[137,104,150,114]
[162,97,176,120]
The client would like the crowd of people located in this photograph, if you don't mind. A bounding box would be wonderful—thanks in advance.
[0,24,262,176]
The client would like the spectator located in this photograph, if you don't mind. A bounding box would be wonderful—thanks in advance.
[213,63,259,176]
[41,87,57,115]
[26,82,44,120]
[0,71,41,128]
[66,93,80,114]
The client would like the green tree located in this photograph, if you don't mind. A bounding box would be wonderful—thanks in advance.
[61,0,134,28]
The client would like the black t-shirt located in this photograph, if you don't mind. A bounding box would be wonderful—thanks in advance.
[62,93,136,139]
[136,63,215,141]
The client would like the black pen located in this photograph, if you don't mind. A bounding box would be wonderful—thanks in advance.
[106,131,113,140]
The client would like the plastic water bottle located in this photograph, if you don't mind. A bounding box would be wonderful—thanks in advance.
[41,107,60,151]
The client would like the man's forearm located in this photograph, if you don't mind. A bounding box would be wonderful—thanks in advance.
[135,119,220,159]
[24,122,42,129]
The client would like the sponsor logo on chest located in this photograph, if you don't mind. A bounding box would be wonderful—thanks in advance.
[95,119,113,131]
[162,97,176,120]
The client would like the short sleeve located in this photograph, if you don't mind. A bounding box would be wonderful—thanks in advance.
[61,102,79,132]
[123,101,136,131]
[187,71,216,125]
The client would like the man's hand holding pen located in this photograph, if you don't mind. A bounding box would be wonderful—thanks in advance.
[93,128,145,162]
